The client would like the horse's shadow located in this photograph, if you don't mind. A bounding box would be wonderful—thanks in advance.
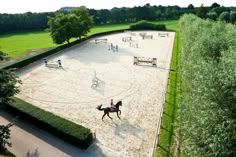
[110,119,144,139]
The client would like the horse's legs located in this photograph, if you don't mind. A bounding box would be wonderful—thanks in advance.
[102,112,106,120]
[116,111,121,119]
[107,113,112,120]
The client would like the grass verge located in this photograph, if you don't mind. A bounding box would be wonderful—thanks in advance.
[154,31,181,157]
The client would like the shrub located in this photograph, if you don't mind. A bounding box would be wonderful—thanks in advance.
[129,20,166,30]
[6,97,94,149]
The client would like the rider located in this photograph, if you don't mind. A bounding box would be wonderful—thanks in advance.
[110,99,116,111]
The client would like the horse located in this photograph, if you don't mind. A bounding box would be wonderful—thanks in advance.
[97,101,122,120]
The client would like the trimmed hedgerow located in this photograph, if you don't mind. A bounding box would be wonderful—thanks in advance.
[6,97,94,149]
[129,20,166,30]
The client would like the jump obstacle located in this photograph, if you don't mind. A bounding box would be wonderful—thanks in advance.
[95,38,108,44]
[142,35,153,40]
[122,36,132,42]
[124,30,136,36]
[43,58,62,68]
[133,56,157,67]
[129,42,139,48]
[158,33,169,37]
[108,43,119,52]
[139,32,147,37]
[91,71,99,89]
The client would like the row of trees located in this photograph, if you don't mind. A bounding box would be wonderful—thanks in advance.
[0,12,53,34]
[179,14,236,156]
[0,3,235,34]
[207,11,236,23]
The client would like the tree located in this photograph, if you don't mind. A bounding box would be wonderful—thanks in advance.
[196,4,208,19]
[212,6,227,16]
[211,2,220,9]
[219,11,230,22]
[0,120,16,153]
[0,51,21,104]
[48,6,93,44]
[0,69,21,104]
[71,6,93,39]
[207,12,218,21]
[230,11,236,24]
[188,4,194,10]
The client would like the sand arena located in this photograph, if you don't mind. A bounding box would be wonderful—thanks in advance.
[16,31,175,157]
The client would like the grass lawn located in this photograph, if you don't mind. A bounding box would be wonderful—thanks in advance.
[154,31,180,157]
[0,20,178,58]
[0,31,58,58]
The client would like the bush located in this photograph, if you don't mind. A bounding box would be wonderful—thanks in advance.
[6,97,94,149]
[129,20,166,30]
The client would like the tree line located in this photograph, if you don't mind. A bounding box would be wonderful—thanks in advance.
[179,14,236,157]
[0,3,235,34]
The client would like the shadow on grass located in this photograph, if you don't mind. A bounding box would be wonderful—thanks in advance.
[157,144,173,157]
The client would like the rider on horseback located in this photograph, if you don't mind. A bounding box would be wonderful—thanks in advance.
[110,99,116,111]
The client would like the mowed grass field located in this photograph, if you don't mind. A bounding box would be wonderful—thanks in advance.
[0,20,178,58]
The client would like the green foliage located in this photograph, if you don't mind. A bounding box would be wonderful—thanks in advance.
[196,4,208,19]
[7,97,94,149]
[0,69,21,104]
[211,3,221,9]
[71,6,93,37]
[230,11,236,23]
[179,14,236,157]
[207,12,218,21]
[0,121,15,153]
[0,51,7,61]
[219,11,230,22]
[0,31,58,58]
[129,20,166,30]
[47,6,93,44]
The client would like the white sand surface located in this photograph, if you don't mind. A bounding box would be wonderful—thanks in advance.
[16,31,175,157]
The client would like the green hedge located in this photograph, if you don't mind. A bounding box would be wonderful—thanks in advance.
[129,20,166,30]
[6,97,93,149]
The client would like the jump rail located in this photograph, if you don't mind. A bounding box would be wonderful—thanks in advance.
[158,33,169,37]
[133,56,157,67]
[95,38,108,44]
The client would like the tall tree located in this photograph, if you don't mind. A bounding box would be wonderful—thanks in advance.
[71,6,93,39]
[211,2,221,9]
[0,51,21,104]
[230,11,236,23]
[219,11,230,22]
[48,6,93,44]
[207,12,218,21]
[196,4,208,19]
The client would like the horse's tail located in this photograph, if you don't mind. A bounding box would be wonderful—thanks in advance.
[96,104,104,111]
